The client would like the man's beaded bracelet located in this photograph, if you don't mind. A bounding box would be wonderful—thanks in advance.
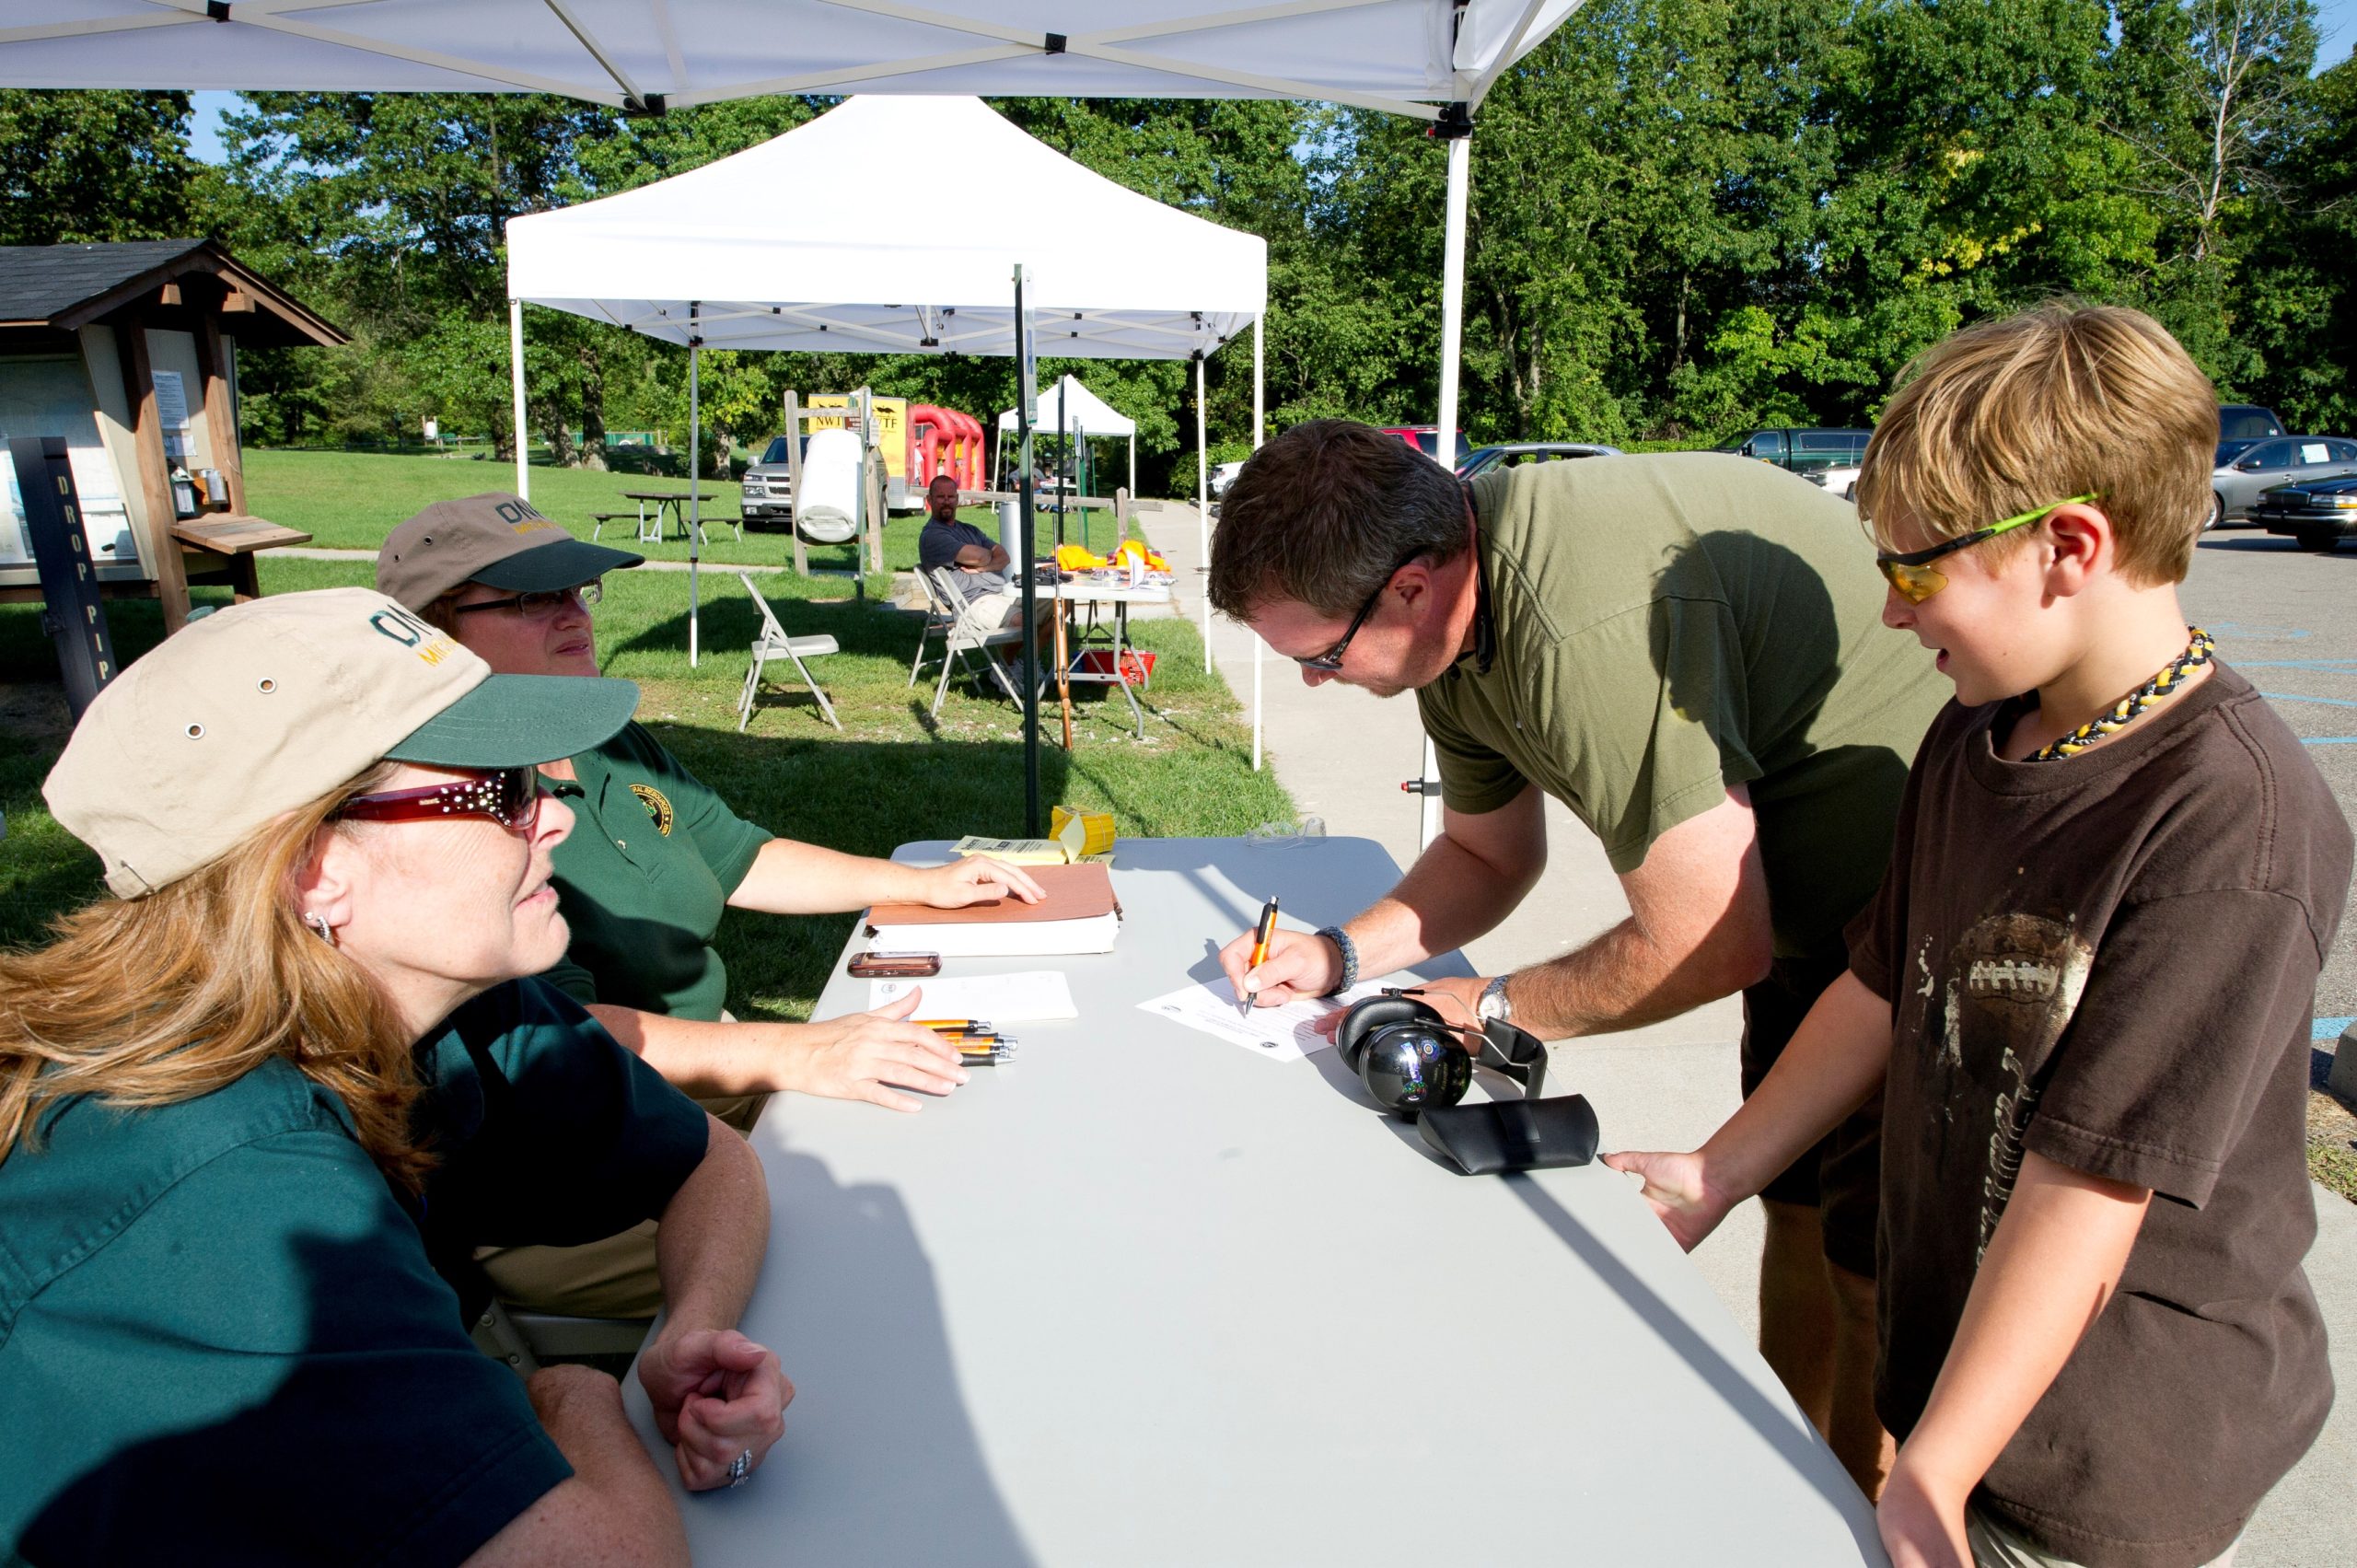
[1315,924,1359,995]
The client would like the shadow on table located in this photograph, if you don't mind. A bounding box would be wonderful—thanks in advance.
[1502,1175,1884,1558]
[729,1144,1036,1568]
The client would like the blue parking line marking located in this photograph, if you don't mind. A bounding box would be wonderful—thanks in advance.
[2259,691,2357,710]
[2307,737,2357,746]
[2319,1016,2355,1042]
[2210,621,2313,640]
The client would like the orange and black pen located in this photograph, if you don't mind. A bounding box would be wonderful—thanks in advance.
[1243,895,1280,1015]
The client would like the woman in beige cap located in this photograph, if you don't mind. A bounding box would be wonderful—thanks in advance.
[1,589,789,1565]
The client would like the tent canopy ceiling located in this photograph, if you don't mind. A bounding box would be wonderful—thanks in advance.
[506,96,1265,362]
[3,2,1583,119]
[999,375,1135,436]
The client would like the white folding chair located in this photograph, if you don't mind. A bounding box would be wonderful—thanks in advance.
[906,564,959,690]
[737,571,842,732]
[927,566,1039,719]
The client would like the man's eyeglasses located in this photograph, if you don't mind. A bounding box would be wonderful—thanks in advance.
[454,581,603,619]
[1874,494,2096,605]
[335,765,545,836]
[1295,550,1427,673]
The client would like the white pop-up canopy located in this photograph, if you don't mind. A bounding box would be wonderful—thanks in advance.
[12,0,1587,823]
[996,373,1137,496]
[507,96,1264,362]
[996,375,1133,436]
[503,94,1265,676]
[2,3,1580,122]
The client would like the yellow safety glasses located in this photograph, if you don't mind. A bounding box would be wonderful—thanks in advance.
[1874,494,2097,604]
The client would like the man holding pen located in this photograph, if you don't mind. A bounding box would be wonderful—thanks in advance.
[1209,421,1945,1497]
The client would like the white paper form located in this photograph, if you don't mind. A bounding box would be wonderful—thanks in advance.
[1135,977,1394,1062]
[858,970,1078,1022]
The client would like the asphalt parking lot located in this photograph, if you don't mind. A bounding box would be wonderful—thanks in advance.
[2184,530,2357,1032]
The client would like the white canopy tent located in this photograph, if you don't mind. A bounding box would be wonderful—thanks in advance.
[10,0,1587,830]
[505,93,1265,672]
[995,373,1135,497]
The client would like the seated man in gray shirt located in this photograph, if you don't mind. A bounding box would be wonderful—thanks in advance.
[916,473,1047,629]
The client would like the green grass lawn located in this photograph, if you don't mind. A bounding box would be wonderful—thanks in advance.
[2,505,1295,1024]
[243,447,1139,570]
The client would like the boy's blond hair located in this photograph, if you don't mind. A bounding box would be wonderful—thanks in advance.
[1856,303,2218,586]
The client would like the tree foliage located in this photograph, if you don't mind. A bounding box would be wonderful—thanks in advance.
[6,0,2347,494]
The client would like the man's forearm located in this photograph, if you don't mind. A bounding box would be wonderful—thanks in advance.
[1344,830,1540,978]
[654,1115,770,1335]
[1510,915,1742,1039]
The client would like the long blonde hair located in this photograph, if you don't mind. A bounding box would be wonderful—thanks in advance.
[0,765,435,1191]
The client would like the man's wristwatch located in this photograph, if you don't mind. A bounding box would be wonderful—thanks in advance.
[1315,925,1358,996]
[1476,973,1515,1025]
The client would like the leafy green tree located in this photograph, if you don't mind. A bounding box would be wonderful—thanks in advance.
[0,90,196,246]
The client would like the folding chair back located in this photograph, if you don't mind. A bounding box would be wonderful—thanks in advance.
[906,563,959,690]
[737,571,842,732]
[925,566,1036,718]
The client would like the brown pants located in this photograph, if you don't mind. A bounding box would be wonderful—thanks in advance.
[477,1089,766,1319]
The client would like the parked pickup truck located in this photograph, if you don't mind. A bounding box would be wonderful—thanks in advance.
[1717,427,1873,477]
[738,433,809,528]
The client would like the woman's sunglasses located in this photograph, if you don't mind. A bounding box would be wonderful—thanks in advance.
[334,765,545,836]
[1875,494,2096,604]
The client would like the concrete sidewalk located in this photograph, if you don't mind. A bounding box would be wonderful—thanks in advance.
[1137,499,2355,1564]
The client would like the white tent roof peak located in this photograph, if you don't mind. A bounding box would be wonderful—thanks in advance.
[506,96,1264,361]
[999,376,1136,436]
[1,3,1587,120]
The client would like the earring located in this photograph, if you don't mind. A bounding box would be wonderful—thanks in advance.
[304,912,337,947]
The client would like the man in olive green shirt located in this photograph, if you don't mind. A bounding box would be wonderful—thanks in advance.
[1210,420,1945,1495]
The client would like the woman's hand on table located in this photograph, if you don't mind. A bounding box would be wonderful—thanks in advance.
[638,1327,794,1492]
[772,990,968,1111]
[918,856,1044,908]
[1217,926,1341,1010]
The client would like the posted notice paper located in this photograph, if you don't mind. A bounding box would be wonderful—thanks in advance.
[860,970,1078,1023]
[1136,977,1394,1063]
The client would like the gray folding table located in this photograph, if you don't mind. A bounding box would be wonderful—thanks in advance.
[624,836,1887,1566]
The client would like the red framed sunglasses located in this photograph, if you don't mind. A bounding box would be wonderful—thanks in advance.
[334,765,545,835]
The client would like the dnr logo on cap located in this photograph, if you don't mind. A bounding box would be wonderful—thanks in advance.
[368,600,462,666]
[493,497,563,537]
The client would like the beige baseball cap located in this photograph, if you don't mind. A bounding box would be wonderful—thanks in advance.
[375,493,644,612]
[44,587,641,898]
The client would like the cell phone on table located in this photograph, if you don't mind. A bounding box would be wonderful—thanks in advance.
[848,950,942,979]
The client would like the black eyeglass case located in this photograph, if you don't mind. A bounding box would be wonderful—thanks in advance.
[1417,1095,1601,1176]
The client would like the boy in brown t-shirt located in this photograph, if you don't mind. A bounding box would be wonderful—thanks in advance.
[1608,304,2351,1568]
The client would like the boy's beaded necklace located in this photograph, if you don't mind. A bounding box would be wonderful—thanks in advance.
[2022,626,2215,763]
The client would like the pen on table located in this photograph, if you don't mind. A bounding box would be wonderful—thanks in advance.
[939,1030,1016,1048]
[919,1018,993,1033]
[1244,895,1280,1015]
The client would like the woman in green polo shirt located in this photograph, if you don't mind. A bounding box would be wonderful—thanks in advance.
[1,589,790,1564]
[377,494,1041,1121]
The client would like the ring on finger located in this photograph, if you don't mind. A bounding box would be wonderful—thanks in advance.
[727,1447,754,1488]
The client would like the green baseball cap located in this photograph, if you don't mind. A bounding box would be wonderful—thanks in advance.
[376,493,643,612]
[46,588,640,898]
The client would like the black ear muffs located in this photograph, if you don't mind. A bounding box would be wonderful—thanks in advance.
[1334,991,1470,1118]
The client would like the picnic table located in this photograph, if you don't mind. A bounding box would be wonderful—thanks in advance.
[614,489,735,546]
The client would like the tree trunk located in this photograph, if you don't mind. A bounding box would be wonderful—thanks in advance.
[578,346,609,471]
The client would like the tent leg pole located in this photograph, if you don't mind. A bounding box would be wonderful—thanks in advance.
[1418,132,1473,852]
[1251,316,1264,772]
[509,299,528,502]
[689,309,701,669]
[1195,355,1209,672]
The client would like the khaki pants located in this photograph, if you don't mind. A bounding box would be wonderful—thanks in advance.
[477,1089,766,1319]
[1967,1507,2240,1568]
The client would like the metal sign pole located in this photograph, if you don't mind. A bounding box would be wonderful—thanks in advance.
[687,300,702,668]
[1015,265,1042,837]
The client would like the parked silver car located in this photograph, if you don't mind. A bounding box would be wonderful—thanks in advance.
[2210,436,2357,527]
